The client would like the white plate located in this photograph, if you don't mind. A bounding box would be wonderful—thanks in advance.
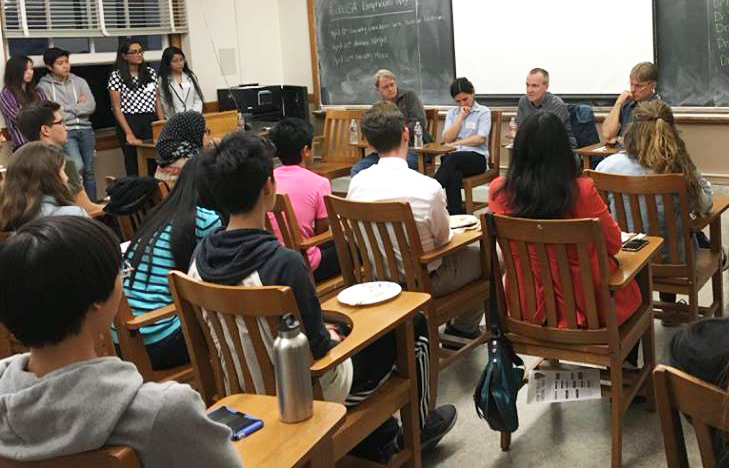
[337,281,402,306]
[449,214,479,229]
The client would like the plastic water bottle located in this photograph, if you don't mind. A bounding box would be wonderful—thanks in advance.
[237,112,246,131]
[508,117,518,139]
[349,119,359,144]
[273,314,313,423]
[414,121,424,148]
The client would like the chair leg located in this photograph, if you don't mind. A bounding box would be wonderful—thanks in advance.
[396,320,422,468]
[712,267,724,317]
[464,186,473,214]
[500,431,511,451]
[426,308,439,411]
[609,360,624,468]
[641,321,657,412]
[688,289,699,321]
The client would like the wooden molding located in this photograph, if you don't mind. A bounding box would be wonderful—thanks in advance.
[307,0,321,109]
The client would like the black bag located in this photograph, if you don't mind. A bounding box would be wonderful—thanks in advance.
[473,212,525,433]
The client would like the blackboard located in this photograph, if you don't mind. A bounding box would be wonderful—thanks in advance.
[313,0,455,105]
[656,0,729,106]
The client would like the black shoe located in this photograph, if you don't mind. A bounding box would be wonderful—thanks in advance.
[421,404,457,451]
[441,324,482,350]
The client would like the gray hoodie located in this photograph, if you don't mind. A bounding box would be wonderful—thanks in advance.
[0,354,242,467]
[37,73,95,130]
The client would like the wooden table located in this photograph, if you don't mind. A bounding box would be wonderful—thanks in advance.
[134,140,157,177]
[576,142,620,170]
[609,236,663,291]
[209,394,346,468]
[413,142,455,175]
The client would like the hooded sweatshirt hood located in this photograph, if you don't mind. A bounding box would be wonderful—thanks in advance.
[193,227,280,285]
[0,354,142,461]
[38,73,94,129]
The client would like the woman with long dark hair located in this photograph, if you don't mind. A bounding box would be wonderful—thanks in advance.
[157,47,204,118]
[122,156,221,370]
[108,40,163,176]
[489,110,641,330]
[0,56,46,149]
[0,142,86,231]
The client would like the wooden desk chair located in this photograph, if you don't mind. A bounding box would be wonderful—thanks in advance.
[0,231,12,243]
[0,322,115,360]
[310,109,363,180]
[325,195,490,405]
[0,446,140,467]
[485,213,658,467]
[586,171,728,323]
[654,364,729,468]
[151,110,239,142]
[105,178,170,242]
[462,110,502,214]
[113,294,194,385]
[168,270,427,466]
[425,108,439,142]
[265,193,344,300]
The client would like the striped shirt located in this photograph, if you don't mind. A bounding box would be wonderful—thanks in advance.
[120,207,221,344]
[0,87,46,149]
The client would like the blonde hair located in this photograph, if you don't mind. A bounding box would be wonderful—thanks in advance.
[623,100,703,213]
[630,62,658,83]
[373,69,396,88]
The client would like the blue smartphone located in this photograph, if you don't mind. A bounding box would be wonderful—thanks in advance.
[208,406,264,440]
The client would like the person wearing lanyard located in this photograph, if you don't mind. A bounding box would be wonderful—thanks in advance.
[108,40,163,176]
[157,47,204,119]
[38,47,98,201]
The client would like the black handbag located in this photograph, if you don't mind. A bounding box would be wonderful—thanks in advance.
[474,212,525,433]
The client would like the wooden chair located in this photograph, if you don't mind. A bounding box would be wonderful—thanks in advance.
[265,193,344,300]
[325,195,490,405]
[586,171,729,323]
[0,446,140,468]
[654,364,729,468]
[485,213,660,467]
[106,179,170,242]
[309,109,364,180]
[168,270,428,466]
[151,110,238,142]
[462,110,503,214]
[0,322,115,360]
[112,294,194,385]
[425,108,439,142]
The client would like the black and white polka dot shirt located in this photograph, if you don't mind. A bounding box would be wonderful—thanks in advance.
[107,67,159,114]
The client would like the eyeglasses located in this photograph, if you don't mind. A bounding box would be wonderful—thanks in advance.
[120,260,134,278]
[126,49,144,56]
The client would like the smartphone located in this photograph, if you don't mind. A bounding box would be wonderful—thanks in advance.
[622,238,649,252]
[208,406,263,440]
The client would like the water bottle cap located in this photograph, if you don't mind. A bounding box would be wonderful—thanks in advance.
[279,314,301,333]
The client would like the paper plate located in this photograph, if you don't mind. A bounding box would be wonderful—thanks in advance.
[449,214,479,229]
[337,281,402,306]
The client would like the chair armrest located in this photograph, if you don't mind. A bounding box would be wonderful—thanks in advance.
[125,304,177,330]
[300,230,333,249]
[608,236,663,291]
[310,292,432,375]
[692,196,729,232]
[419,230,482,264]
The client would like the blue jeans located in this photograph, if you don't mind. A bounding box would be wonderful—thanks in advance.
[350,149,420,177]
[65,128,97,201]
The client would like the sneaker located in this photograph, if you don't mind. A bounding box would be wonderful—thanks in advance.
[660,299,686,327]
[420,404,457,451]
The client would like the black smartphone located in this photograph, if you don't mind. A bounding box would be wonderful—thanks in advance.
[208,406,263,440]
[622,238,649,252]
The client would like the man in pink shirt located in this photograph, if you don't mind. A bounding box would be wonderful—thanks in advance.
[268,117,340,282]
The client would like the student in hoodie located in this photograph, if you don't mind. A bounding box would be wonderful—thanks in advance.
[38,47,98,201]
[0,216,241,467]
[192,132,457,456]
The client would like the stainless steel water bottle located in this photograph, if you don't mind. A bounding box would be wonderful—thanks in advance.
[273,313,313,423]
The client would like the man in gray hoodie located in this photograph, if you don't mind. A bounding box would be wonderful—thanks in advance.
[0,216,242,467]
[38,47,97,200]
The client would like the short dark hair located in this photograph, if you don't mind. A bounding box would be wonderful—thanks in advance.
[17,100,60,142]
[43,47,70,67]
[0,216,122,348]
[449,77,475,98]
[200,132,275,215]
[529,68,549,85]
[361,101,405,154]
[268,117,313,165]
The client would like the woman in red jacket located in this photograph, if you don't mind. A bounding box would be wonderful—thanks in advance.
[489,110,641,331]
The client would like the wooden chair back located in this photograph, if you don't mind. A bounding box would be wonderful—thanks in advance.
[487,110,503,178]
[486,213,620,345]
[151,110,238,142]
[168,270,306,406]
[0,446,140,468]
[0,231,12,243]
[320,109,364,164]
[151,120,165,142]
[325,195,429,291]
[654,364,729,468]
[115,181,170,242]
[586,171,694,278]
[425,108,439,141]
[265,193,305,255]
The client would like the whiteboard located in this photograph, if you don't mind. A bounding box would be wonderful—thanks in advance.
[452,0,655,95]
